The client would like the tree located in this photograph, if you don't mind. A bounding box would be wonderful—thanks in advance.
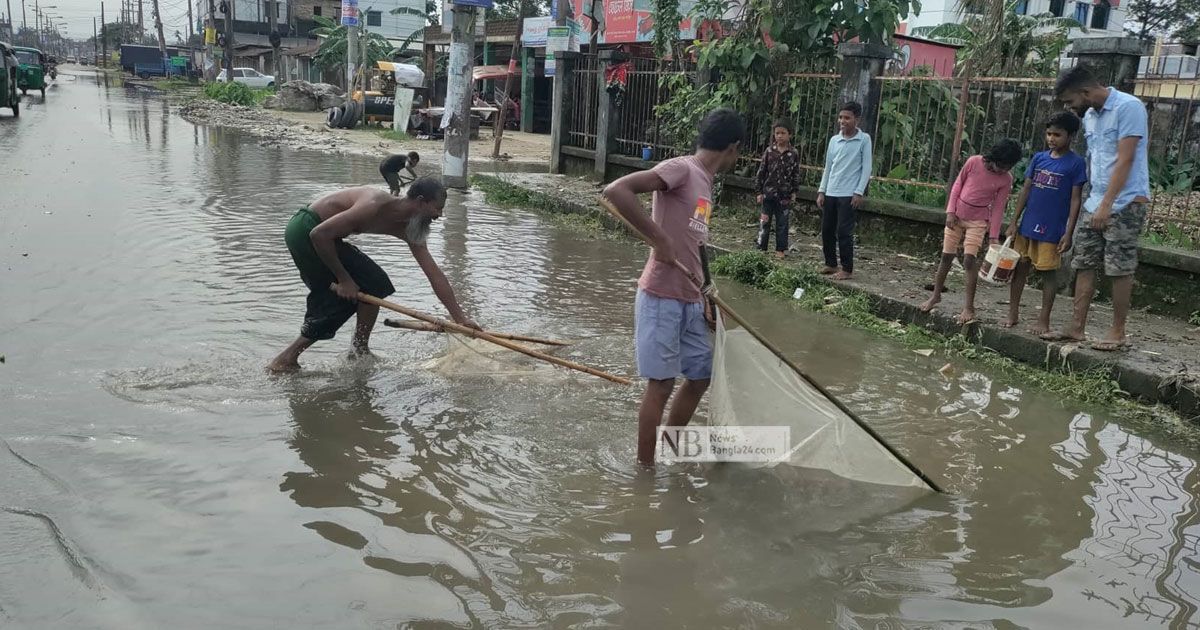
[85,22,157,50]
[914,1,1081,76]
[310,15,398,70]
[488,0,550,19]
[1125,0,1200,40]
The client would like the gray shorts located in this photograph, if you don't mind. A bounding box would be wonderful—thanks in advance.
[634,289,712,381]
[1071,202,1147,277]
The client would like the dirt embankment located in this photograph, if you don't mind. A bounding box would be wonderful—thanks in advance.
[178,99,553,168]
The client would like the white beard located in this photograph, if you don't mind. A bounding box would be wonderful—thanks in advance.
[406,216,433,245]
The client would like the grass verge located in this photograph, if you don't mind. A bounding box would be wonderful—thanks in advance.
[376,128,411,143]
[472,175,619,237]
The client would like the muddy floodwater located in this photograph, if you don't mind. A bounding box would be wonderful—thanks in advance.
[3,71,1200,629]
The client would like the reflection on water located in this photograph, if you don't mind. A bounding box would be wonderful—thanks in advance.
[2,70,1200,628]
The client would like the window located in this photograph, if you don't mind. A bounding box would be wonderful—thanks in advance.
[1015,0,1028,14]
[1073,1,1089,24]
[313,5,321,16]
[366,10,382,26]
[235,69,247,77]
[1091,0,1111,29]
[1049,0,1066,16]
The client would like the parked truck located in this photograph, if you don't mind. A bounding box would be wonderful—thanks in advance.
[119,44,189,76]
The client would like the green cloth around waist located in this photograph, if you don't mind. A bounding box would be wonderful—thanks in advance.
[285,207,330,287]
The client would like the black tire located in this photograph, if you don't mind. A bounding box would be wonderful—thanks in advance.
[341,101,361,129]
[138,72,150,79]
[39,88,45,98]
[11,99,18,118]
[20,88,26,95]
[335,102,356,129]
[326,106,340,128]
[267,81,275,88]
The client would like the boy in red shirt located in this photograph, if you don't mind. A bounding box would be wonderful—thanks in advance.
[919,139,1022,324]
[603,109,746,465]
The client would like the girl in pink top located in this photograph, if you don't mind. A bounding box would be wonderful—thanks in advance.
[920,139,1022,324]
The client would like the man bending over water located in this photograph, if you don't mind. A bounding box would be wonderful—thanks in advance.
[268,179,479,372]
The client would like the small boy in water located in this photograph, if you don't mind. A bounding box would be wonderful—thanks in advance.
[603,108,746,466]
[380,151,420,196]
[1002,112,1087,334]
[755,119,800,258]
[919,139,1022,324]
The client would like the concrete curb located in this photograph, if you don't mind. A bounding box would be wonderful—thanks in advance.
[474,174,1200,421]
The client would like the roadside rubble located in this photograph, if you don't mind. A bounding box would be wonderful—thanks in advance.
[179,98,381,157]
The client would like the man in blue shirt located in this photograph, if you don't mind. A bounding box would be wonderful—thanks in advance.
[1046,65,1151,351]
[816,101,873,280]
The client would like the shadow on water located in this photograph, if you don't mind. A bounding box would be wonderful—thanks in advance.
[3,67,1200,629]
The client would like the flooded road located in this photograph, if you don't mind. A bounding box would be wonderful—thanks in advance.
[3,71,1200,629]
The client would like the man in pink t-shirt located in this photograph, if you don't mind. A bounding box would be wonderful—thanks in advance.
[603,109,746,466]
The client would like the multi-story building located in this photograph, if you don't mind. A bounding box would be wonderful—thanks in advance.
[904,0,1127,39]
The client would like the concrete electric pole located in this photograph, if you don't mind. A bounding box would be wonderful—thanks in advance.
[441,4,476,189]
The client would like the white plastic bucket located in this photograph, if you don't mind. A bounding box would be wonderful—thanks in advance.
[979,237,1020,285]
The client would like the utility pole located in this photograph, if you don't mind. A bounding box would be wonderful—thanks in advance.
[93,16,98,61]
[186,0,192,44]
[222,0,232,80]
[204,0,214,79]
[491,0,527,157]
[151,0,166,69]
[441,4,476,189]
[101,1,106,66]
[20,0,25,31]
[345,2,357,91]
[137,0,142,34]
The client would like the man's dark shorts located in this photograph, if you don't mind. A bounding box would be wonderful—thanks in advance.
[1072,202,1147,277]
[284,207,395,341]
[380,165,402,194]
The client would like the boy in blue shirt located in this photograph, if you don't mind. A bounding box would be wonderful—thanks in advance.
[1002,111,1087,335]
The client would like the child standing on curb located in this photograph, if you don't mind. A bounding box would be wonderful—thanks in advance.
[755,119,800,259]
[1002,112,1087,334]
[816,102,873,280]
[919,139,1022,325]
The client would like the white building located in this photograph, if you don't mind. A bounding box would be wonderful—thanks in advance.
[904,0,1128,39]
[231,0,426,42]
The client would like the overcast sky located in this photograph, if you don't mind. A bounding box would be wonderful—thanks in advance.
[5,0,195,43]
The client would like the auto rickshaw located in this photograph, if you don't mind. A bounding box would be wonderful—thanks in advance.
[13,46,47,98]
[0,42,18,117]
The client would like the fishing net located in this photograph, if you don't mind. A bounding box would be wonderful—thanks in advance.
[422,332,559,379]
[708,315,930,490]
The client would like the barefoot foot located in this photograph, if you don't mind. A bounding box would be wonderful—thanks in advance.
[999,316,1018,328]
[832,270,852,280]
[266,359,301,373]
[820,266,837,275]
[918,295,941,313]
[1028,322,1050,336]
[955,309,977,325]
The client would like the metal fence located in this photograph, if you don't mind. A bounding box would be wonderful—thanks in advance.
[565,54,601,151]
[560,53,1200,247]
[1134,68,1200,246]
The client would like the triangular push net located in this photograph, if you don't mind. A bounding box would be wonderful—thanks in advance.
[708,315,931,490]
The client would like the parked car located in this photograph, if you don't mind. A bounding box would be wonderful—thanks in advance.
[215,67,275,88]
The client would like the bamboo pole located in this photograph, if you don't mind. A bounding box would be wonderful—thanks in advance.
[597,197,943,493]
[353,291,630,385]
[382,318,570,347]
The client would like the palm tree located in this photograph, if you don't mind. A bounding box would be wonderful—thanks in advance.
[914,0,1082,76]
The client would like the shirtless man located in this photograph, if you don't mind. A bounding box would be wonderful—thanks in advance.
[267,179,479,372]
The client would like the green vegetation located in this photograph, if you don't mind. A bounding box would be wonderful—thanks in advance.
[152,77,197,91]
[376,127,411,143]
[1190,310,1200,326]
[202,81,273,107]
[472,176,615,236]
[710,249,1192,442]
